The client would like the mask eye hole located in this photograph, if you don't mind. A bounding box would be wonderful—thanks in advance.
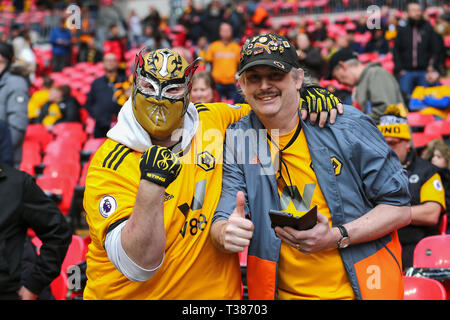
[137,77,159,96]
[162,84,187,99]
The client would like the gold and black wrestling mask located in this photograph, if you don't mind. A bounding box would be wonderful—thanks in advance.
[132,47,199,139]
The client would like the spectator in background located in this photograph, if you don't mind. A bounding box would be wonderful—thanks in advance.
[310,19,328,42]
[180,2,206,44]
[409,67,450,120]
[194,35,209,71]
[203,0,224,43]
[394,2,440,100]
[328,48,405,124]
[322,36,338,62]
[431,14,448,76]
[28,76,53,121]
[251,5,269,29]
[78,37,103,64]
[363,28,390,55]
[295,33,324,82]
[346,29,363,54]
[355,15,368,34]
[127,9,142,49]
[0,120,13,166]
[103,23,126,67]
[140,25,171,51]
[0,41,29,168]
[141,5,161,30]
[49,17,72,72]
[11,33,36,83]
[37,85,80,129]
[423,139,450,231]
[140,25,156,48]
[385,12,399,42]
[206,22,241,102]
[85,52,127,138]
[378,106,446,270]
[0,162,72,300]
[191,71,217,103]
[76,5,97,66]
[223,3,245,41]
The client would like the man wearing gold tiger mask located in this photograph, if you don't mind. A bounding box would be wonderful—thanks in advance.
[131,47,198,140]
[82,45,344,300]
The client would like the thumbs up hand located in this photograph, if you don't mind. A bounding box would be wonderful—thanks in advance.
[222,191,254,253]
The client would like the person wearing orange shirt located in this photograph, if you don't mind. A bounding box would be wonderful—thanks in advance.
[206,22,241,102]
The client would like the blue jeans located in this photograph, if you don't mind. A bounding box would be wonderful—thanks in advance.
[399,70,427,97]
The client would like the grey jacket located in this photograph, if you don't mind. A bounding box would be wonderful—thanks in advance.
[213,105,411,299]
[0,71,29,166]
[354,62,404,125]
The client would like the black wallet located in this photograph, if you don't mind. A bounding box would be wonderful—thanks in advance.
[269,205,317,230]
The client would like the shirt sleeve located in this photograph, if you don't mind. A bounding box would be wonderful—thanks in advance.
[352,114,411,207]
[419,172,446,210]
[83,149,140,247]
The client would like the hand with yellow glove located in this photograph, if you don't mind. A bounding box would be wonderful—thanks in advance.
[300,85,343,127]
[140,145,182,188]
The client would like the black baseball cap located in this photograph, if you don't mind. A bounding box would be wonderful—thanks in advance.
[238,33,300,76]
[326,48,359,80]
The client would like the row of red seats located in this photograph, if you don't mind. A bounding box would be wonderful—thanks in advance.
[407,113,450,149]
[21,122,106,215]
[404,234,450,300]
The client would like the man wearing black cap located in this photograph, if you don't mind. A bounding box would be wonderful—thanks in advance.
[211,33,411,300]
[0,41,29,167]
[328,47,404,124]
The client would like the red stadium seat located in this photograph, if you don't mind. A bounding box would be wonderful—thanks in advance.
[52,122,86,138]
[78,160,91,187]
[403,276,447,300]
[411,132,442,148]
[24,124,54,151]
[413,235,450,268]
[44,139,81,160]
[424,121,450,138]
[61,235,85,274]
[439,214,448,235]
[50,271,68,300]
[20,140,42,176]
[42,161,81,187]
[407,112,434,128]
[82,137,106,154]
[36,176,75,215]
[82,235,91,260]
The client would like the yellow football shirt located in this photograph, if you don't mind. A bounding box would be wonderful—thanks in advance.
[28,89,49,119]
[268,121,355,300]
[83,102,250,300]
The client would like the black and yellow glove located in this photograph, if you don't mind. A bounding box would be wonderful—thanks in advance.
[300,85,341,114]
[140,145,182,188]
